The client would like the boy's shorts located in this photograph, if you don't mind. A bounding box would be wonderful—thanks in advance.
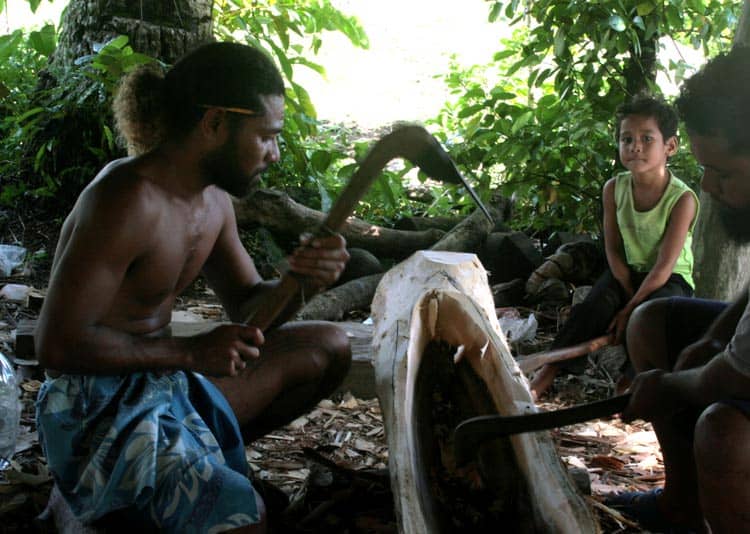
[37,370,261,533]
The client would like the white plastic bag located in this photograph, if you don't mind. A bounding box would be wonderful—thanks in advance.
[0,245,26,277]
[498,313,538,344]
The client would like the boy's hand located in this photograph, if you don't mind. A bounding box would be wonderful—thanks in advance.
[287,233,350,289]
[608,305,634,344]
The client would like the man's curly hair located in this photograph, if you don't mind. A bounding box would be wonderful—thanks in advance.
[112,42,285,156]
[675,46,750,155]
[113,63,167,155]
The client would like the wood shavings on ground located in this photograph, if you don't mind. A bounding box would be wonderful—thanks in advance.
[248,393,389,499]
[0,293,664,532]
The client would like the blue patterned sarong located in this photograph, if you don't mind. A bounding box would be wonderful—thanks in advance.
[36,371,261,532]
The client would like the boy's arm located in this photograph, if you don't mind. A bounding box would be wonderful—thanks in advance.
[609,191,697,341]
[602,178,633,295]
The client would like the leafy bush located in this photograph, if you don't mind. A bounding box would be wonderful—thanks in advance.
[430,0,739,238]
[0,31,153,209]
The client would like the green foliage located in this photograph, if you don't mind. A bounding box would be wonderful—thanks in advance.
[0,0,372,216]
[0,30,153,208]
[0,0,744,236]
[213,0,371,212]
[433,0,740,237]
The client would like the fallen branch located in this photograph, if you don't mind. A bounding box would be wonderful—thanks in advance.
[234,189,445,260]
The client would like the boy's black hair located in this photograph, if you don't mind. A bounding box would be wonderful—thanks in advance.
[675,46,750,155]
[615,93,679,142]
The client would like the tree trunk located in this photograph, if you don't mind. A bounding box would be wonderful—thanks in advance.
[692,1,750,300]
[370,251,598,533]
[53,0,213,66]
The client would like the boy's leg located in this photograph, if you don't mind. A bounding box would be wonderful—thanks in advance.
[530,269,624,397]
[210,321,352,442]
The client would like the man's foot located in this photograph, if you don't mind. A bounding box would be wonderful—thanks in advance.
[529,364,559,400]
[604,488,697,533]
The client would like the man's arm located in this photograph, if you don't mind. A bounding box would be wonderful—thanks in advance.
[203,193,349,325]
[623,356,750,422]
[674,289,748,370]
[623,291,750,422]
[37,179,260,376]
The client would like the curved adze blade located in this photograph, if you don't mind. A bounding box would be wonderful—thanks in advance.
[323,124,492,231]
[245,124,491,330]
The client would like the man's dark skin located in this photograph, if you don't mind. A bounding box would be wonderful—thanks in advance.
[36,93,351,533]
[623,132,750,533]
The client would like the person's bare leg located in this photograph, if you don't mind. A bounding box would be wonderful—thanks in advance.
[625,300,704,528]
[529,363,559,400]
[211,321,351,442]
[625,299,672,372]
[695,403,750,533]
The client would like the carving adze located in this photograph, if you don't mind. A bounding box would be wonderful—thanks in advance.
[244,124,492,331]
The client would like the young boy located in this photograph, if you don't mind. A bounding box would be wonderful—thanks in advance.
[531,95,699,398]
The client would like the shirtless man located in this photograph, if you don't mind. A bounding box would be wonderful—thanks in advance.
[35,42,351,533]
[606,46,750,533]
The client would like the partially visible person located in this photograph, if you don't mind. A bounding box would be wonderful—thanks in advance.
[605,46,750,534]
[35,42,351,533]
[531,95,698,398]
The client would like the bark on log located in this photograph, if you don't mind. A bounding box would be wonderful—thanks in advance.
[233,189,445,260]
[370,251,599,533]
[429,205,499,253]
[394,215,465,232]
[295,273,384,321]
[295,204,505,321]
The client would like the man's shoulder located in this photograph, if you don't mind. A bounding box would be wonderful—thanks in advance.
[75,157,163,223]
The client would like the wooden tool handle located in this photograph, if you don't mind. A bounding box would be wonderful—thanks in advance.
[517,334,612,374]
[243,274,301,331]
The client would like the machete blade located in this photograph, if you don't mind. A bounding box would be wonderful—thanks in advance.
[453,393,631,467]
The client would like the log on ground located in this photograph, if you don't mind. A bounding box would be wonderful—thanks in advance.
[370,250,599,533]
[233,189,445,260]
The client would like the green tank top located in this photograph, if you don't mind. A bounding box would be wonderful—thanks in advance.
[614,171,698,288]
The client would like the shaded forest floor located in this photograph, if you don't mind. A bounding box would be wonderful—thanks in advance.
[0,214,661,533]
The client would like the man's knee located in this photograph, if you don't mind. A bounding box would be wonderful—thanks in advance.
[626,298,670,369]
[627,298,670,338]
[694,403,750,473]
[312,322,352,379]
